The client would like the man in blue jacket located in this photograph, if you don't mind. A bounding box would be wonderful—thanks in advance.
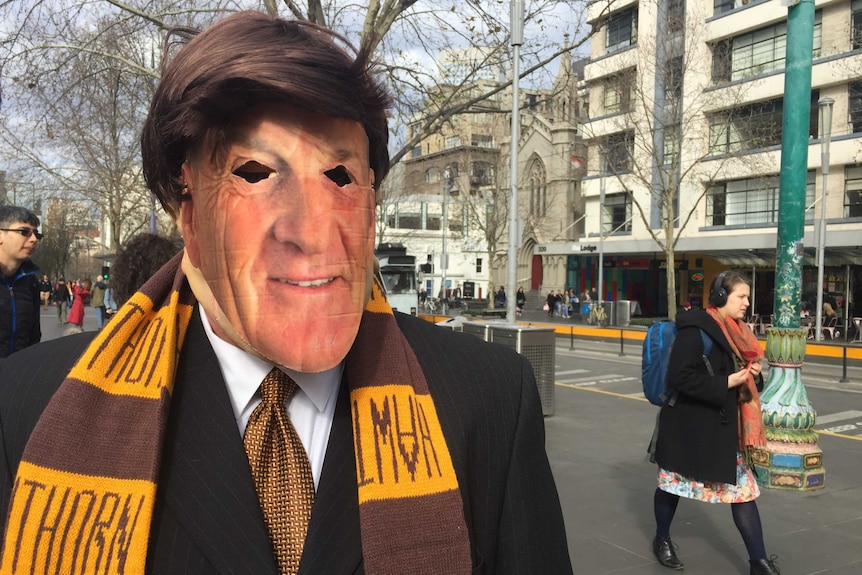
[0,205,42,358]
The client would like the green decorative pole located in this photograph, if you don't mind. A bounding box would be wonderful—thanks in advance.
[752,0,824,490]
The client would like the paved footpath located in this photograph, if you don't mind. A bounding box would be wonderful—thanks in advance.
[39,304,100,341]
[547,343,862,574]
[36,306,862,573]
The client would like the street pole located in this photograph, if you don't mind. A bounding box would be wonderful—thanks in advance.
[441,170,452,314]
[756,0,824,491]
[814,97,834,342]
[845,264,851,341]
[507,0,523,324]
[598,170,605,308]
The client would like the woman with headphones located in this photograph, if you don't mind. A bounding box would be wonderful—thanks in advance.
[651,271,780,575]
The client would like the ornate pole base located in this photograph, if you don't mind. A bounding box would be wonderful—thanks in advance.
[754,327,825,491]
[751,441,825,491]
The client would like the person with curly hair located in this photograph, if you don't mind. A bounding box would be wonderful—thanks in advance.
[110,232,183,307]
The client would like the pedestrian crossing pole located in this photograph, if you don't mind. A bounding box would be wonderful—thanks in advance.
[753,0,825,491]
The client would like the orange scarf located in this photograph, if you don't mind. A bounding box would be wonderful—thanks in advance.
[706,306,766,455]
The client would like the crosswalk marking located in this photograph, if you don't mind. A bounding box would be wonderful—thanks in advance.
[558,373,623,384]
[557,375,637,386]
[815,410,862,425]
[594,376,637,384]
[822,423,860,433]
[554,367,862,439]
[555,369,590,376]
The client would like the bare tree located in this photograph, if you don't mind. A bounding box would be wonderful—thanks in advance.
[0,3,203,248]
[460,169,509,307]
[36,196,92,280]
[1,1,598,240]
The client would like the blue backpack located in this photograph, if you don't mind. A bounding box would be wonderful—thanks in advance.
[642,319,713,406]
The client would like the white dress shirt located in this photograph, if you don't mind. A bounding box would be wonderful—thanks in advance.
[199,306,340,490]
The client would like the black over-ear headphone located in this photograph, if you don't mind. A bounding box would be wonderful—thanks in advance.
[709,271,729,307]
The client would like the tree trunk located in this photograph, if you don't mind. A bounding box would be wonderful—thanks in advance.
[666,247,677,321]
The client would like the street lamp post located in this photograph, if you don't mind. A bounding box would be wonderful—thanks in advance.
[441,169,453,314]
[598,170,605,308]
[813,97,834,341]
[756,0,824,491]
[507,0,524,324]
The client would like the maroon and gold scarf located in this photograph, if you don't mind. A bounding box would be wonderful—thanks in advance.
[706,306,767,457]
[1,253,471,575]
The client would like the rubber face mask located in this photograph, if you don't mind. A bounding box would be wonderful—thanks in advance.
[181,103,376,372]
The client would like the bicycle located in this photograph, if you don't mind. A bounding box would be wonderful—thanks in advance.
[589,302,608,327]
[423,298,438,313]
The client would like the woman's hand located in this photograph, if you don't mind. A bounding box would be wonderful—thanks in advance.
[727,358,763,388]
[728,364,751,388]
[748,358,763,377]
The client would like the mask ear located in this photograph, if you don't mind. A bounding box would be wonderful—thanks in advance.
[179,163,201,268]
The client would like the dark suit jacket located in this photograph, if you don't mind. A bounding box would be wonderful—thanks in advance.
[0,311,572,574]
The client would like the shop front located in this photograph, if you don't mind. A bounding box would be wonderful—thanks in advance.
[541,229,862,324]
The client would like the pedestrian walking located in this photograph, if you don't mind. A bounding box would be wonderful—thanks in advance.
[39,274,52,309]
[516,287,526,317]
[651,270,780,574]
[53,278,71,324]
[561,290,571,319]
[66,278,91,332]
[90,276,108,329]
[104,285,118,320]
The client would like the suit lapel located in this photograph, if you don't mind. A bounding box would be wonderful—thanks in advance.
[156,311,279,574]
[299,373,363,574]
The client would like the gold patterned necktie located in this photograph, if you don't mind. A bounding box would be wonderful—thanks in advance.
[244,367,315,575]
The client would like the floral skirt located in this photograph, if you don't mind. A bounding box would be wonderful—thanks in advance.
[658,452,760,503]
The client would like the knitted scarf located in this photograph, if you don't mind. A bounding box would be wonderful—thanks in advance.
[706,306,767,459]
[1,254,471,575]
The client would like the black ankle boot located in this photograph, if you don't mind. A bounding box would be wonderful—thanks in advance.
[750,556,781,575]
[652,535,684,570]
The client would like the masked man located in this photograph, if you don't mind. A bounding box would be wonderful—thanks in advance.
[0,12,571,575]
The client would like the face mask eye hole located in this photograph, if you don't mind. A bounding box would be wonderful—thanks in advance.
[324,165,354,187]
[232,161,276,183]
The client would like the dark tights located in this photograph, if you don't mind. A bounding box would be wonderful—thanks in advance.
[653,488,767,561]
[731,500,767,561]
[653,488,679,538]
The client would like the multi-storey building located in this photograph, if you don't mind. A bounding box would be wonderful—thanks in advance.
[379,49,587,302]
[537,0,862,317]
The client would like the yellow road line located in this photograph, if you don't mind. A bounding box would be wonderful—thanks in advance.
[556,381,647,400]
[557,381,862,441]
[816,429,862,442]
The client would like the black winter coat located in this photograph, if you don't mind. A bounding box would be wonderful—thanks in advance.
[654,309,763,484]
[0,260,41,358]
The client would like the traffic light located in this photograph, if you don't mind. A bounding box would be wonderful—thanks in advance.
[101,265,110,280]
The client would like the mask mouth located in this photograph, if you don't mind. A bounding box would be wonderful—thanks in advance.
[274,277,336,288]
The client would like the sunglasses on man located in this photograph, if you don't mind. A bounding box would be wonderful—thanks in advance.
[0,228,43,240]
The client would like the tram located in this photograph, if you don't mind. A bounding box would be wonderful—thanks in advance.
[375,243,419,314]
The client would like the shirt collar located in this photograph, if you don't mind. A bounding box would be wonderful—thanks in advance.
[198,305,341,418]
